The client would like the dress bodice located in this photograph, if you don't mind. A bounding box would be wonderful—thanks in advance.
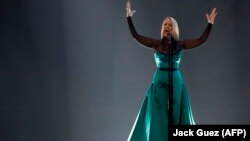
[154,51,182,69]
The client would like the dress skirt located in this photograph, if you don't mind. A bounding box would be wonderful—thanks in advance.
[127,68,195,141]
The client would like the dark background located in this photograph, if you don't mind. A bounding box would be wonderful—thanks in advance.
[0,0,250,141]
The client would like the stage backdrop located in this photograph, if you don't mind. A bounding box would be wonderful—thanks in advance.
[0,0,250,141]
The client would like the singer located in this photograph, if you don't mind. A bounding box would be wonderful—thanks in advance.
[126,0,217,141]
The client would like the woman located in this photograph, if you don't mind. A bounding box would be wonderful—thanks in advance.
[126,0,217,141]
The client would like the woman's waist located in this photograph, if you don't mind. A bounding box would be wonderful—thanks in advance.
[157,68,179,71]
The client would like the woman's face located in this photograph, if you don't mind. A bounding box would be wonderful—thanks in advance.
[162,18,173,37]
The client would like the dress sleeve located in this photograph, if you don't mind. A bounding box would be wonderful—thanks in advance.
[179,23,212,50]
[127,17,159,49]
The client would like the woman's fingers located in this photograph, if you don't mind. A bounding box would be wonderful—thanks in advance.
[211,8,217,18]
[131,10,136,15]
[126,0,136,17]
[126,0,131,10]
[206,7,218,24]
[211,8,216,15]
[206,13,209,19]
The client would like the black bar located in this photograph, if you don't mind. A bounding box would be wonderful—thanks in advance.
[168,35,174,140]
[170,125,250,141]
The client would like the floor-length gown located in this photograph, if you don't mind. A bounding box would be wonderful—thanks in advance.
[128,51,194,141]
[126,16,212,141]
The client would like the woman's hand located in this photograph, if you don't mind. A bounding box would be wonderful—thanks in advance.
[206,8,217,24]
[126,0,136,17]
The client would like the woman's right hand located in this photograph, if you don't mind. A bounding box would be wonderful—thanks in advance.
[126,0,136,17]
[206,7,217,24]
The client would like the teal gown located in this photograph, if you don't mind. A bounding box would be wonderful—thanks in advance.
[127,17,212,141]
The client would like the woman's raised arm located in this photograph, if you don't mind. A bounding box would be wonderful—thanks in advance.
[126,0,160,49]
[180,8,217,50]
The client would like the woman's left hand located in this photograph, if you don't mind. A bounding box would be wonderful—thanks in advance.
[206,8,217,24]
[126,0,136,17]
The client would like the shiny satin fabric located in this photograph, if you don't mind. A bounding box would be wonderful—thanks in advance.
[128,51,195,141]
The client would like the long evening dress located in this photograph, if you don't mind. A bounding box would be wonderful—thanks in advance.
[127,17,212,141]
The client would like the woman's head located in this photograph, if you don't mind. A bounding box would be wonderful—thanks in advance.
[161,17,179,40]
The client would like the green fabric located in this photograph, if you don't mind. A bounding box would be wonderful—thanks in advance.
[128,51,195,141]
